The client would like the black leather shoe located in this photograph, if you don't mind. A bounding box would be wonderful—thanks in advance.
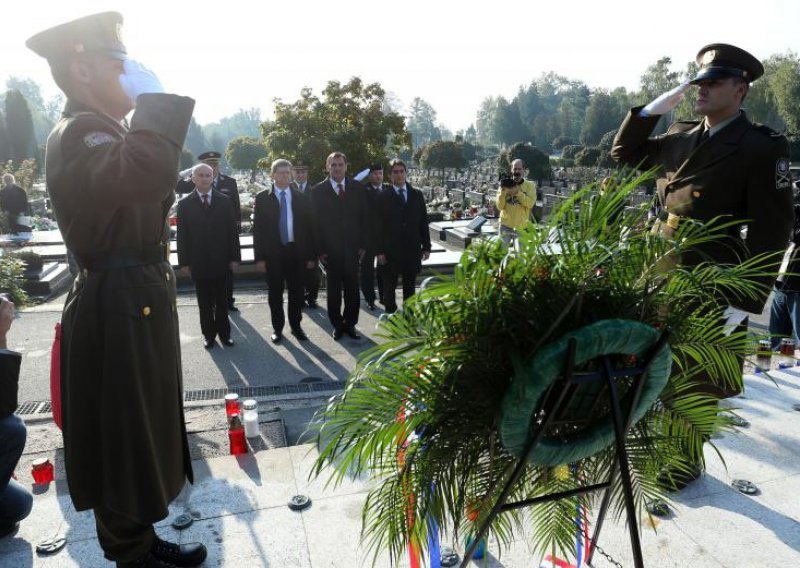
[270,332,282,343]
[367,303,376,311]
[221,338,234,347]
[203,338,215,349]
[150,536,207,567]
[228,304,239,312]
[345,327,361,340]
[290,327,308,340]
[117,551,176,567]
[0,521,19,539]
[332,327,345,340]
[306,299,318,308]
[657,462,702,492]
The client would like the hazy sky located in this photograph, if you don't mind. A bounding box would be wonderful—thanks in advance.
[3,1,798,130]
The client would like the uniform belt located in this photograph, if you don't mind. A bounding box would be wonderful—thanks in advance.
[656,211,681,230]
[77,244,167,272]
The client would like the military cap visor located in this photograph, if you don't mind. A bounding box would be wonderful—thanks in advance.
[198,151,222,161]
[26,12,127,62]
[368,163,383,172]
[690,43,764,84]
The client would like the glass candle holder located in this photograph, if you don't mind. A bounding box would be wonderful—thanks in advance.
[32,457,54,484]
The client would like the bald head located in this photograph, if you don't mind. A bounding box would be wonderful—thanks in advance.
[191,163,214,193]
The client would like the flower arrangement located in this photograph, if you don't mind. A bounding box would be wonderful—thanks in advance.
[313,171,774,565]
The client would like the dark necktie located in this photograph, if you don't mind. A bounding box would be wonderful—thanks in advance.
[279,191,290,245]
[202,193,209,209]
[399,187,406,203]
[337,183,345,201]
[697,128,710,147]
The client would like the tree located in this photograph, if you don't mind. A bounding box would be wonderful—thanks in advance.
[582,90,625,145]
[598,130,618,149]
[475,97,500,145]
[4,90,36,162]
[261,78,410,179]
[552,136,573,150]
[494,97,530,145]
[575,146,601,167]
[202,108,262,151]
[0,113,9,163]
[407,97,441,149]
[419,140,466,170]
[561,144,583,160]
[499,142,551,181]
[225,136,267,181]
[179,149,194,171]
[184,118,207,157]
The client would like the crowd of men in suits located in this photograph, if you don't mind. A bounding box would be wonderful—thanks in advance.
[175,151,432,346]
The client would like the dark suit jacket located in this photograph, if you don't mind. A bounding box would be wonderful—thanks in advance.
[175,174,241,225]
[309,177,367,266]
[363,183,386,252]
[376,183,432,274]
[0,351,22,418]
[176,190,241,279]
[252,186,316,264]
[612,107,793,312]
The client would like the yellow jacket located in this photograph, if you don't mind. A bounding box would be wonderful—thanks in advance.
[497,179,536,229]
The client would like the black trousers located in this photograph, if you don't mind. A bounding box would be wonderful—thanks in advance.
[267,244,304,333]
[359,251,383,305]
[304,263,321,303]
[383,266,417,313]
[325,258,360,329]
[195,276,230,341]
[94,505,155,562]
[226,268,235,307]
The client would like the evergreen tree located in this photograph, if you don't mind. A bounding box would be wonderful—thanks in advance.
[4,90,36,161]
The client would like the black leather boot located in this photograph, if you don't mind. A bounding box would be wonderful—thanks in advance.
[150,537,207,567]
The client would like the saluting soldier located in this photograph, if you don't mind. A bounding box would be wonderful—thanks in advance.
[27,12,206,567]
[612,43,793,490]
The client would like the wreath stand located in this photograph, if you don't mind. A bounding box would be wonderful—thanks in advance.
[461,321,671,568]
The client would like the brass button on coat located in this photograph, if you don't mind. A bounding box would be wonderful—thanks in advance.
[142,306,152,316]
[692,191,701,198]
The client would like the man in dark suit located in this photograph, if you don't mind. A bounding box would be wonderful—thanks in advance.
[359,163,386,310]
[376,159,431,313]
[310,151,367,339]
[253,159,316,343]
[0,174,31,234]
[292,162,321,307]
[198,151,241,312]
[612,43,793,490]
[0,297,32,539]
[28,12,206,566]
[177,163,241,348]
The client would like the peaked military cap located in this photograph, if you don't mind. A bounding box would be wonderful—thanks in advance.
[690,43,764,84]
[198,151,222,162]
[368,163,383,172]
[26,12,126,62]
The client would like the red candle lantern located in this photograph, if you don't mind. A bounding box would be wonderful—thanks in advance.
[32,457,54,485]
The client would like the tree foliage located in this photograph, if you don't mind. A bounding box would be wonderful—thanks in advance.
[498,142,551,180]
[575,145,602,167]
[419,140,467,170]
[184,118,208,158]
[560,144,583,160]
[4,90,36,162]
[203,108,262,152]
[407,97,441,149]
[261,78,411,179]
[225,136,266,173]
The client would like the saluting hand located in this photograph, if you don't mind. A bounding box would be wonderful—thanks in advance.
[642,82,691,116]
[119,59,164,105]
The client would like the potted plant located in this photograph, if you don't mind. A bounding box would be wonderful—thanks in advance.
[313,171,772,565]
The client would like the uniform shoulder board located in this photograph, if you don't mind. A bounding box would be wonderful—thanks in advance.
[753,123,784,138]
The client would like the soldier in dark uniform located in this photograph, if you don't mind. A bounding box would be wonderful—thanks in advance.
[358,163,387,310]
[292,161,322,307]
[612,43,793,489]
[27,12,206,567]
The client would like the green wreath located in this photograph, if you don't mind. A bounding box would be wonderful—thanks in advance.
[499,319,672,467]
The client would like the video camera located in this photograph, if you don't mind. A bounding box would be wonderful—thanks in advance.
[499,173,523,188]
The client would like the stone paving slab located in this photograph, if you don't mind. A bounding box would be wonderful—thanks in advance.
[3,367,800,567]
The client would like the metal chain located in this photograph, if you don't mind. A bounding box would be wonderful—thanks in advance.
[591,541,624,568]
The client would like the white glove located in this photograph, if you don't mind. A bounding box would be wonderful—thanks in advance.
[641,82,691,117]
[722,305,749,336]
[119,59,164,104]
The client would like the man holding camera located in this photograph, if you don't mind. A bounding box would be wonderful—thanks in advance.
[496,159,536,245]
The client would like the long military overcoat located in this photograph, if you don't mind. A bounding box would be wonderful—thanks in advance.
[45,93,195,524]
